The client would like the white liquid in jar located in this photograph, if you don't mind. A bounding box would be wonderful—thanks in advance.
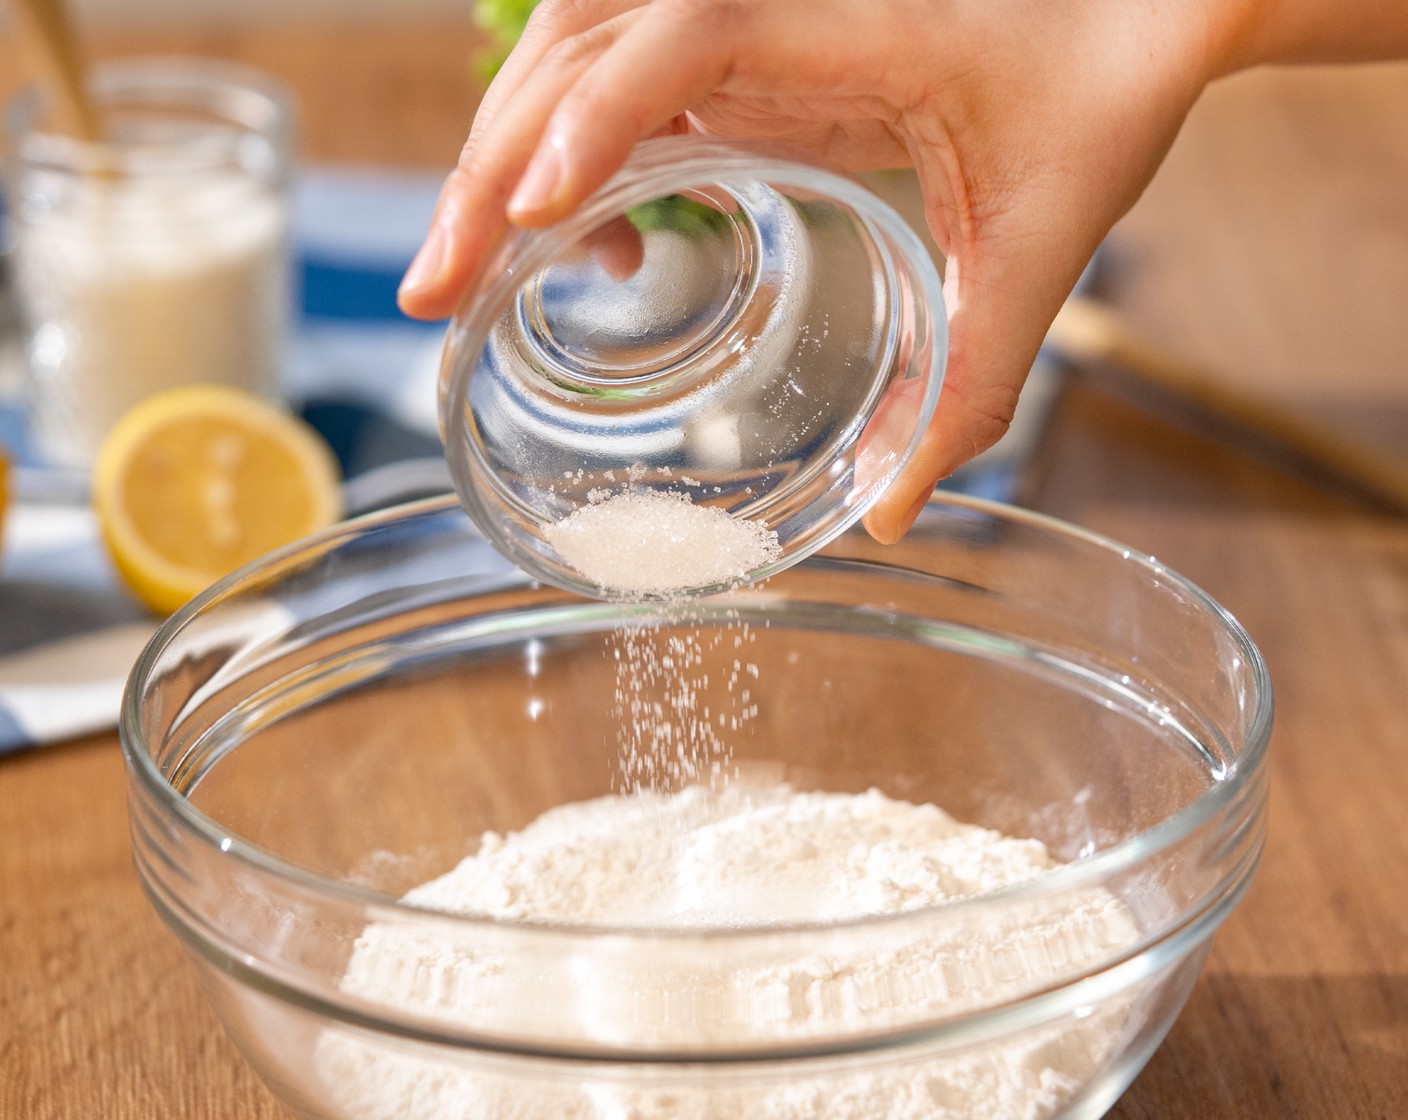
[16,166,288,467]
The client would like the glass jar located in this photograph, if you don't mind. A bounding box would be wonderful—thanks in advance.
[3,56,294,470]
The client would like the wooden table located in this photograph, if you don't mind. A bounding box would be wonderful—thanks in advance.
[2,18,1406,1119]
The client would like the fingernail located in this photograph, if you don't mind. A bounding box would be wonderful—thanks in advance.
[895,487,933,539]
[864,485,933,545]
[399,225,448,298]
[508,140,564,219]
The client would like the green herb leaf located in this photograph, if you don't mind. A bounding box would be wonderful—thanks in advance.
[473,0,540,81]
[626,195,734,237]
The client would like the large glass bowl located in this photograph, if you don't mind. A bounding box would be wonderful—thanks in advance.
[121,493,1271,1120]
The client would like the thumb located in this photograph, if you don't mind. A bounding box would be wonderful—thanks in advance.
[862,207,1099,544]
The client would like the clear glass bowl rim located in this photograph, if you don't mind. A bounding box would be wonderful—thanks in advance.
[121,491,1274,944]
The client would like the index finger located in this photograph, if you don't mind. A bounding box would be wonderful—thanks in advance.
[472,0,648,144]
[397,1,648,320]
[503,0,753,226]
[400,0,756,320]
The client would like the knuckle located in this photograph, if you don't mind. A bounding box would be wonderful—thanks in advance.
[443,160,474,192]
[539,29,605,70]
[524,0,603,40]
[958,384,1020,459]
[439,156,512,216]
[518,0,623,74]
[655,0,743,38]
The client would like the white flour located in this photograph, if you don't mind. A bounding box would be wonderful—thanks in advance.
[316,784,1139,1119]
[545,490,781,596]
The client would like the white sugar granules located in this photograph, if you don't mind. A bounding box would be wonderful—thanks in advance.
[545,490,781,596]
[315,785,1140,1120]
[610,616,759,794]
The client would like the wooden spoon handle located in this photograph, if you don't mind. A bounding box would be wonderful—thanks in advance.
[9,0,102,142]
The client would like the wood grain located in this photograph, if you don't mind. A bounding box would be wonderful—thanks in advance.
[1104,61,1408,474]
[1029,380,1408,1120]
[2,19,1407,1120]
[0,17,485,168]
[1048,295,1408,514]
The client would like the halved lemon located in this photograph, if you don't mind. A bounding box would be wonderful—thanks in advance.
[93,385,342,616]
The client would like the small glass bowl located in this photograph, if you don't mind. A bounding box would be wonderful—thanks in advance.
[438,137,946,598]
[122,493,1271,1120]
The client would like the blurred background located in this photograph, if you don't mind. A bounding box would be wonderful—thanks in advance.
[2,6,1406,1119]
[0,0,467,23]
[2,0,1405,681]
[2,0,1406,500]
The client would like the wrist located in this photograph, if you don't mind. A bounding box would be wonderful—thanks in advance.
[1201,0,1408,73]
[1195,0,1274,79]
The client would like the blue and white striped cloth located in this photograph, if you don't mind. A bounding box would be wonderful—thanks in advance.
[0,167,448,755]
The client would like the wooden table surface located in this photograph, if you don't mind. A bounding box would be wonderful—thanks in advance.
[2,17,1406,1120]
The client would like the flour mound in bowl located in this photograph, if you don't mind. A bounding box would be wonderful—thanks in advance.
[315,784,1140,1120]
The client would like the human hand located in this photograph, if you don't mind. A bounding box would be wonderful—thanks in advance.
[399,0,1235,541]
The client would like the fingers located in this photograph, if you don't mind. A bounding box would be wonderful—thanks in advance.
[503,1,748,225]
[400,0,756,319]
[860,58,1191,543]
[473,0,648,140]
[854,374,930,514]
[578,213,646,280]
[397,0,1200,559]
[399,1,649,320]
